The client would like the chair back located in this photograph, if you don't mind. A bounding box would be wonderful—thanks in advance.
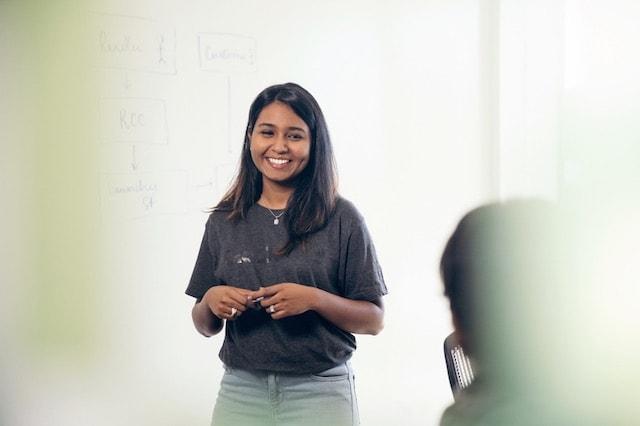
[443,332,475,399]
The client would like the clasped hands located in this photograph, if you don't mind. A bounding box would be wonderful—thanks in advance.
[203,283,319,321]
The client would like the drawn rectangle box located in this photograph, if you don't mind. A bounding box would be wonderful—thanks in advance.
[199,33,257,73]
[100,171,188,220]
[94,13,177,75]
[99,98,168,144]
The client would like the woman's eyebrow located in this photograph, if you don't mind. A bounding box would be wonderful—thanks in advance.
[256,123,307,133]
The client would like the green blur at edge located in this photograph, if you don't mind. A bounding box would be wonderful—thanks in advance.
[10,0,103,364]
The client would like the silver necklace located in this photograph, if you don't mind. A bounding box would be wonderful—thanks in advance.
[266,208,286,225]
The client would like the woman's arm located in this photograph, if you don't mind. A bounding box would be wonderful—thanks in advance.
[312,290,384,335]
[192,298,224,337]
[192,285,252,337]
[248,284,384,335]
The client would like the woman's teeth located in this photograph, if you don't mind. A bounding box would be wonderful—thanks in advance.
[268,158,289,165]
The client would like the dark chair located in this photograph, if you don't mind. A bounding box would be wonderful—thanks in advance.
[444,332,475,400]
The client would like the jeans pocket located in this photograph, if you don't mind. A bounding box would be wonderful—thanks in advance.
[310,364,350,382]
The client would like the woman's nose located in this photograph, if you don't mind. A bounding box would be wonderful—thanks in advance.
[272,136,289,153]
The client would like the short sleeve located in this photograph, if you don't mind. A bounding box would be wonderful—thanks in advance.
[185,217,222,300]
[340,215,388,301]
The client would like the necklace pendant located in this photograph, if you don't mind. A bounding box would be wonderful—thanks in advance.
[266,207,285,225]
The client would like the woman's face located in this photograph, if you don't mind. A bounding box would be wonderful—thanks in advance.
[249,101,311,188]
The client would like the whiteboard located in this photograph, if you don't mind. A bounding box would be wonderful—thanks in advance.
[2,1,491,425]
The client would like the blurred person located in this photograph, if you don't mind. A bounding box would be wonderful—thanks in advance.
[186,83,387,426]
[438,200,565,425]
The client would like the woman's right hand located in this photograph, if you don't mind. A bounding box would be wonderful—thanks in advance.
[202,285,250,320]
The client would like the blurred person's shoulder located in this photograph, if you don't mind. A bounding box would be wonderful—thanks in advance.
[440,381,556,426]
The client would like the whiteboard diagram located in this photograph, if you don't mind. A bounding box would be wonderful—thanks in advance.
[100,171,188,219]
[99,97,169,144]
[198,33,257,73]
[95,13,177,75]
[94,13,257,220]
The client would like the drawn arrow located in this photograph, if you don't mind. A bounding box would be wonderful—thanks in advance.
[131,145,139,171]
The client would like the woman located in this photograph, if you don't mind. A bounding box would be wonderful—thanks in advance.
[186,82,387,426]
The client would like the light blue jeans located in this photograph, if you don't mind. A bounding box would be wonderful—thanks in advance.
[211,362,359,426]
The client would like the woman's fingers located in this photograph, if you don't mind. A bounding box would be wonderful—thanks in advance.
[246,287,266,300]
[258,285,283,308]
[221,292,248,318]
[228,290,249,311]
[215,285,296,319]
[260,295,279,310]
[209,286,252,319]
[246,285,277,302]
[217,303,242,320]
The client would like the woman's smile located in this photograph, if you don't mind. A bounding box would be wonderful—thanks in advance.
[266,157,291,168]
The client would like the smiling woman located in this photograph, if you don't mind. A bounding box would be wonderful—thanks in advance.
[249,101,311,194]
[185,83,388,426]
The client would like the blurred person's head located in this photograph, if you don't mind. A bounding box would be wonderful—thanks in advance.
[440,200,559,387]
[440,196,640,425]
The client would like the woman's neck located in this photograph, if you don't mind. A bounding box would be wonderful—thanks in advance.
[258,181,293,210]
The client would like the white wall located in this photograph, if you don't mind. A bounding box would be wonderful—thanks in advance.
[497,0,564,200]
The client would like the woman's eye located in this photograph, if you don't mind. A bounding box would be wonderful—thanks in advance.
[288,133,304,141]
[260,130,274,137]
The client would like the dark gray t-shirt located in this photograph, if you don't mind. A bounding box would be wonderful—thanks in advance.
[186,197,387,374]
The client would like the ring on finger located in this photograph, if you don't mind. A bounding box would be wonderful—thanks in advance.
[231,307,238,317]
[269,305,275,314]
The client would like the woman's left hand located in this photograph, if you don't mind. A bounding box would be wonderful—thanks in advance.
[248,284,318,319]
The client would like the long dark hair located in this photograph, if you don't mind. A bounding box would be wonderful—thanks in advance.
[216,82,338,254]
